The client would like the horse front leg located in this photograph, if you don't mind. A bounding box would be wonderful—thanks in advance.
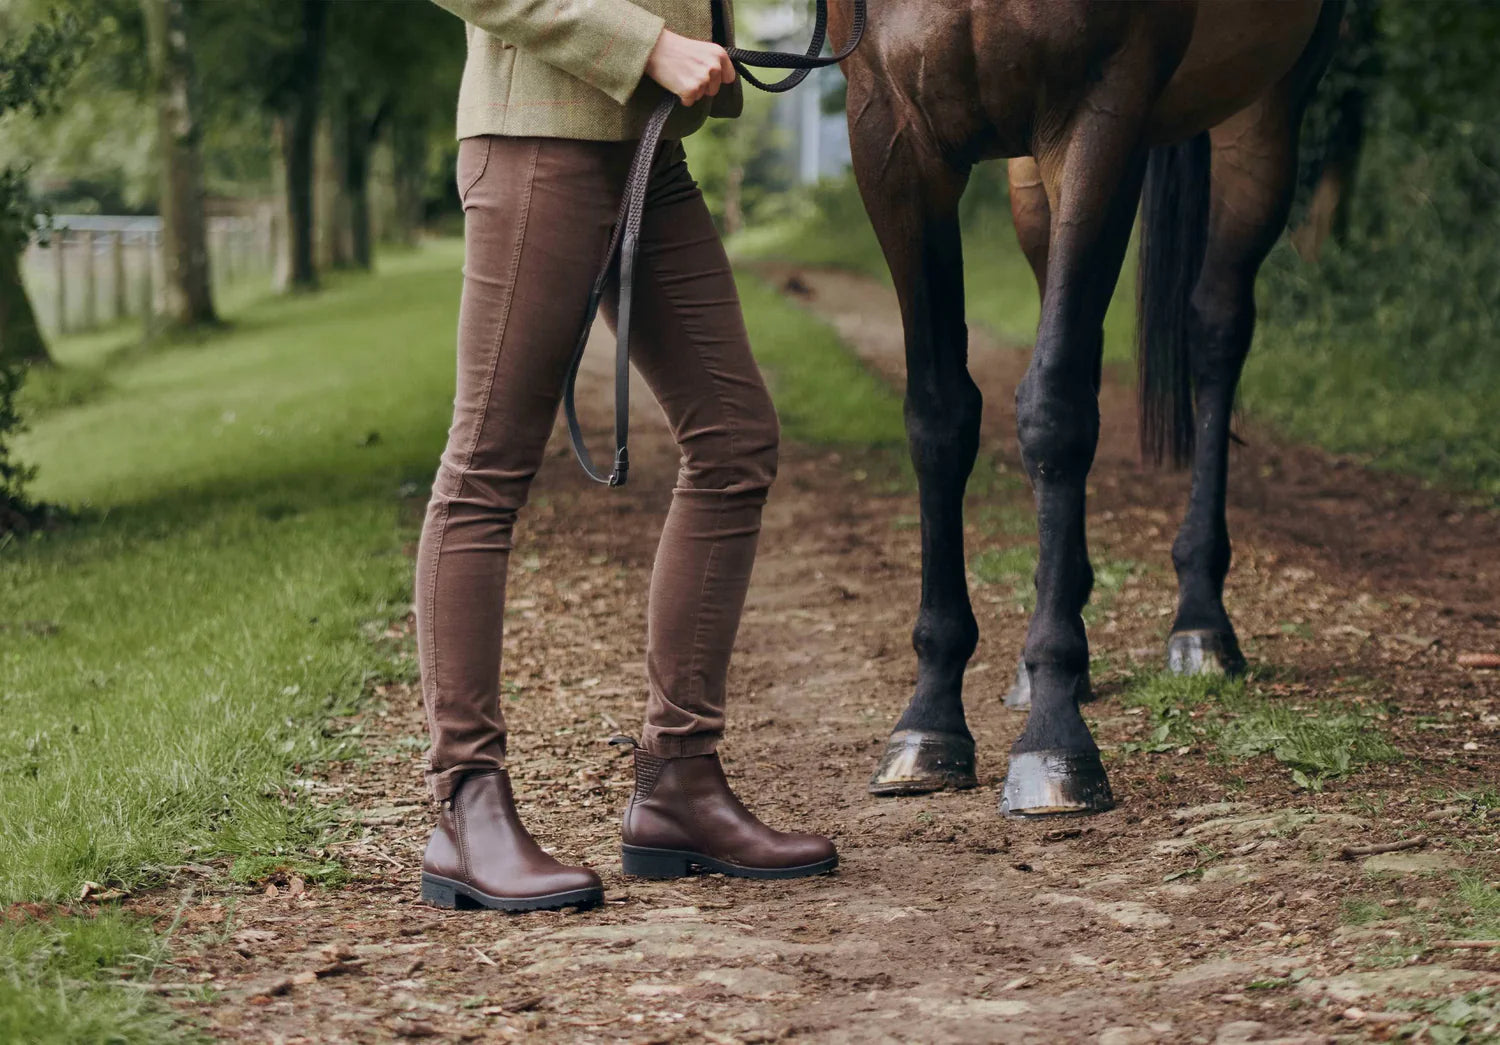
[850,108,981,796]
[1004,108,1148,818]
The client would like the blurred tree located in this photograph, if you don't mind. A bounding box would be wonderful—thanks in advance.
[278,0,328,291]
[142,0,218,327]
[1292,0,1380,260]
[324,1,463,269]
[0,8,84,530]
[0,9,84,366]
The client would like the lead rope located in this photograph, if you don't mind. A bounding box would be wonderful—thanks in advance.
[562,0,868,487]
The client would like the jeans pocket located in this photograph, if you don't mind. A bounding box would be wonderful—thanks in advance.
[456,137,494,208]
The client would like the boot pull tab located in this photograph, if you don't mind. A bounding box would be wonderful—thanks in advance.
[607,734,639,752]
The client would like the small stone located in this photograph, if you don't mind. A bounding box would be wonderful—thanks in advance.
[1215,1021,1268,1044]
[696,967,800,997]
[1363,851,1461,874]
[1098,1028,1155,1045]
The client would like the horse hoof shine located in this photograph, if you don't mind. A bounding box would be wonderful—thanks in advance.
[1000,748,1114,818]
[867,729,977,796]
[1166,629,1247,677]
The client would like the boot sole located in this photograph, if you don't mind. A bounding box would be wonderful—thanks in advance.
[621,844,838,880]
[420,871,603,913]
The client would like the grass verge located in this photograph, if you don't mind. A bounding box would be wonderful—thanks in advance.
[0,909,197,1045]
[2,244,465,1036]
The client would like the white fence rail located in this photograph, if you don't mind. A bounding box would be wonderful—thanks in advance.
[21,213,275,339]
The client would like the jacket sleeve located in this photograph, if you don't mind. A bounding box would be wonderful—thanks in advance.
[429,0,665,106]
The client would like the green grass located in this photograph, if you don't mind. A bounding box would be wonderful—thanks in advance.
[736,275,907,448]
[4,247,458,902]
[1116,672,1399,790]
[1453,871,1500,942]
[3,244,469,1037]
[0,909,199,1044]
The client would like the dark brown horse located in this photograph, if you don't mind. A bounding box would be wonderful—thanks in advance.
[830,0,1342,816]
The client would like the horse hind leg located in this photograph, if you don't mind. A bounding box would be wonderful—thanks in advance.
[1161,38,1334,677]
[851,98,982,797]
[1003,156,1048,712]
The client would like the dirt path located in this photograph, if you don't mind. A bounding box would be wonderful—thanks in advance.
[144,272,1496,1043]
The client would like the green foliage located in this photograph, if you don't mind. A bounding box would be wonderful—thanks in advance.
[0,354,37,532]
[1249,0,1500,498]
[1,8,87,528]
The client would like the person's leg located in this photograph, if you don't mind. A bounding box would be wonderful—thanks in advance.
[605,143,836,879]
[416,135,630,911]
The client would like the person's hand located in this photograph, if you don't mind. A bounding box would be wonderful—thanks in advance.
[644,29,735,107]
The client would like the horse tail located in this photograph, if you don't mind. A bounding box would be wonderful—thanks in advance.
[1136,132,1211,467]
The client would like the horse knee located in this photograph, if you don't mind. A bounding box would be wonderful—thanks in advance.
[905,375,982,478]
[1015,367,1100,483]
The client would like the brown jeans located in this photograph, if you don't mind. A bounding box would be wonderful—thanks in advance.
[416,135,778,802]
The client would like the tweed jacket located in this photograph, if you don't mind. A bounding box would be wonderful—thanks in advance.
[430,0,742,141]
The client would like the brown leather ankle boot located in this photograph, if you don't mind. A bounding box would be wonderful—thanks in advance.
[421,770,603,911]
[619,745,837,880]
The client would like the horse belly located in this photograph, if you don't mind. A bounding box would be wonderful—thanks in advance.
[1147,0,1323,143]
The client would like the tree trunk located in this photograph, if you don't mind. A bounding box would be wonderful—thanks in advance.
[317,108,353,270]
[283,0,328,291]
[345,96,388,271]
[387,116,427,248]
[142,0,218,328]
[0,241,51,365]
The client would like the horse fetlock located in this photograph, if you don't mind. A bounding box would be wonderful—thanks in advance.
[912,606,979,666]
[1171,526,1232,584]
[1013,663,1095,753]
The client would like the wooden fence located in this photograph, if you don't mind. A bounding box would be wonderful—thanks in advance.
[20,213,275,339]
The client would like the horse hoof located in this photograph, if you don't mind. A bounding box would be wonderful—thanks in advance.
[1003,661,1031,710]
[1166,629,1246,677]
[868,729,977,796]
[1000,748,1115,818]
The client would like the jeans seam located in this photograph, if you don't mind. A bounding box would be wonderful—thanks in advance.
[423,139,541,794]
